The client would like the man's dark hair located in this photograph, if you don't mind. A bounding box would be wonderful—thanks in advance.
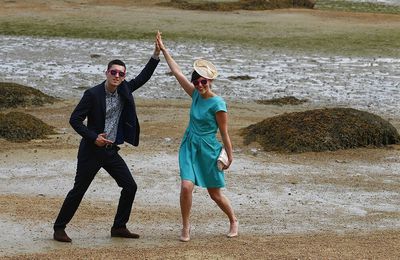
[191,70,201,82]
[107,59,126,70]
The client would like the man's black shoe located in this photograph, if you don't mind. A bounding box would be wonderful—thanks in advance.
[53,229,72,242]
[111,227,140,239]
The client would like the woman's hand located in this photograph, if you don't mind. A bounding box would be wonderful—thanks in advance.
[155,30,195,96]
[224,155,233,170]
[216,111,233,170]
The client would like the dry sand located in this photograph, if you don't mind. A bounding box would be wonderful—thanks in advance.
[1,1,400,259]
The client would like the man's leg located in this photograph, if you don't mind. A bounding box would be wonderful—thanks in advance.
[103,151,137,229]
[53,157,100,234]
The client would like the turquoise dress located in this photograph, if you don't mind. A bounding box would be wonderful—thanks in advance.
[179,90,227,188]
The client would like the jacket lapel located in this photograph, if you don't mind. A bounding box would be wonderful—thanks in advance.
[100,82,107,120]
[118,81,129,100]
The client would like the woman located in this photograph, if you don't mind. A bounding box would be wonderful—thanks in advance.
[156,31,238,242]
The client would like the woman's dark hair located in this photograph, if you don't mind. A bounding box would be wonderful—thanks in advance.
[107,59,126,70]
[191,70,201,82]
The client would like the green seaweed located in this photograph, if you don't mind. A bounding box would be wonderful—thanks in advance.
[0,82,57,109]
[242,108,400,153]
[0,112,56,142]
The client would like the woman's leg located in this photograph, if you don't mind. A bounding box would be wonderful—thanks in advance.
[180,180,194,241]
[207,188,238,237]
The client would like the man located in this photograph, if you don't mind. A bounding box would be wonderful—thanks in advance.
[53,37,160,243]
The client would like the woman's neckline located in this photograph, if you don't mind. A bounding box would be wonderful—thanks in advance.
[198,91,218,100]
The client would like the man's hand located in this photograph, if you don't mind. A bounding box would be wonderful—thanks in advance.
[95,133,113,147]
[153,31,161,58]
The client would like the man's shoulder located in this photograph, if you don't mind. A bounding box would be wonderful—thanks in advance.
[86,81,105,93]
[117,80,132,97]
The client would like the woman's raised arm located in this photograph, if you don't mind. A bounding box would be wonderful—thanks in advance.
[156,31,194,97]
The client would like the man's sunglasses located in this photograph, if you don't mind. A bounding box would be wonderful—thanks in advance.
[108,69,126,77]
[192,79,208,86]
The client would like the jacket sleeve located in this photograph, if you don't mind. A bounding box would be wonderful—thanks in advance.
[127,56,160,92]
[69,90,98,143]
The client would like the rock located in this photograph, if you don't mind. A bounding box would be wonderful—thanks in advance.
[256,96,307,106]
[228,75,254,80]
[90,54,101,58]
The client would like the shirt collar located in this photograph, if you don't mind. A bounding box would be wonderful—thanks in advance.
[104,81,118,97]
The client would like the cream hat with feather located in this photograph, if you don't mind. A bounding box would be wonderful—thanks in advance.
[193,59,218,80]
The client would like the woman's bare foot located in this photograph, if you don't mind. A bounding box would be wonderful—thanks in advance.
[227,220,238,238]
[179,226,190,242]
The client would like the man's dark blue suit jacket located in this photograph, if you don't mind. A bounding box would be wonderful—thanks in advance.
[69,57,159,155]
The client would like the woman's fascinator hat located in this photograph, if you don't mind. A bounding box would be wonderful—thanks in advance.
[193,59,218,80]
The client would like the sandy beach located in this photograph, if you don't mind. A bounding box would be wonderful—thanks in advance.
[1,0,400,259]
[1,98,400,259]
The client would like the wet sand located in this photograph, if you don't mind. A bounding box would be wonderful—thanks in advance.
[2,35,400,119]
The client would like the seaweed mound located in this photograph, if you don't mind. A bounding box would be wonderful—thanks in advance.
[242,108,400,153]
[159,0,316,11]
[0,82,57,108]
[0,112,56,142]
